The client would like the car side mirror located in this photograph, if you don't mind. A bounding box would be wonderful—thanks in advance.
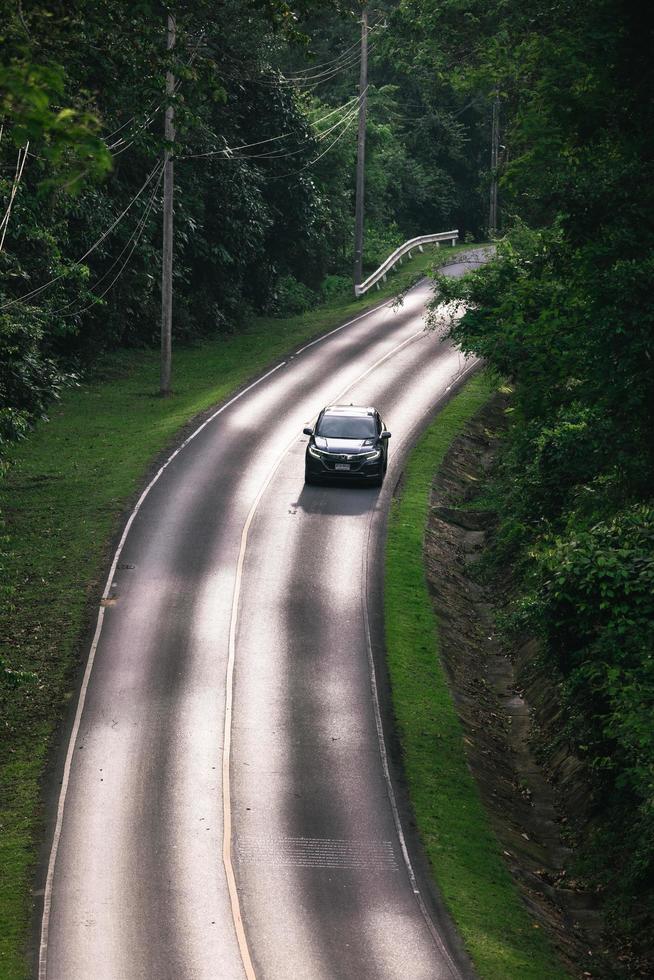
[380,430,391,439]
[303,427,313,436]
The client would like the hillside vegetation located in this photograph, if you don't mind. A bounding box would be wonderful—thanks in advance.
[428,0,654,959]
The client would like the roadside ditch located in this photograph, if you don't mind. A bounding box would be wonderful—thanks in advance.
[423,392,610,977]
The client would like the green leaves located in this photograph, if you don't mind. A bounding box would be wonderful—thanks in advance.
[425,0,654,940]
[0,59,112,191]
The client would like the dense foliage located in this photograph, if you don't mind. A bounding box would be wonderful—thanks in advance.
[0,0,493,454]
[0,1,334,447]
[431,0,654,958]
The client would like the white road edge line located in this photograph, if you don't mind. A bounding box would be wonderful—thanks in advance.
[223,326,428,979]
[362,505,462,980]
[37,361,286,980]
[359,353,481,980]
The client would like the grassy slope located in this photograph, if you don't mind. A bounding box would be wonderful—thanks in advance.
[0,244,471,977]
[384,371,570,979]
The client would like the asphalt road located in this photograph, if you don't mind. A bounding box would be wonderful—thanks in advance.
[39,262,480,980]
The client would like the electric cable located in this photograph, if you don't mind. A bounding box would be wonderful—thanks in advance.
[269,103,359,180]
[210,107,359,164]
[101,113,139,144]
[0,146,28,232]
[103,31,203,157]
[0,142,29,252]
[51,163,164,314]
[215,37,353,80]
[54,165,164,318]
[181,93,362,161]
[209,38,375,92]
[106,78,183,156]
[264,28,368,77]
[272,48,362,86]
[216,18,380,82]
[0,160,163,311]
[221,93,364,162]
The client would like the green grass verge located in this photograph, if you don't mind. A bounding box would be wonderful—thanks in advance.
[384,371,570,980]
[0,242,476,978]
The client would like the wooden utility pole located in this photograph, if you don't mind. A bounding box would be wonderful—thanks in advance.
[353,5,368,289]
[489,94,500,237]
[160,12,175,397]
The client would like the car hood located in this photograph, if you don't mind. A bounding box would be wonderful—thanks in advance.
[314,436,376,455]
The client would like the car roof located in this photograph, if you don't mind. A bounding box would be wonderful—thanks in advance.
[322,404,376,417]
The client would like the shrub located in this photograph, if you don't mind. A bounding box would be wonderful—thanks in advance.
[271,275,318,317]
[362,223,402,270]
[536,506,654,888]
[320,274,351,301]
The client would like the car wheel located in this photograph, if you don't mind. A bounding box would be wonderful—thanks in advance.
[305,469,318,485]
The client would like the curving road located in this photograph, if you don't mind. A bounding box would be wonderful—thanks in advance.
[38,263,480,980]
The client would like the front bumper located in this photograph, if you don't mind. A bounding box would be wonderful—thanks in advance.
[305,451,383,480]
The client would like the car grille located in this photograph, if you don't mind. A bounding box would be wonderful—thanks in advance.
[323,454,365,471]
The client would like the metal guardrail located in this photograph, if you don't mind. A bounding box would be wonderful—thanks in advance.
[354,230,459,297]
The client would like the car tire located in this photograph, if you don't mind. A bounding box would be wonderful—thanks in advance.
[305,469,318,485]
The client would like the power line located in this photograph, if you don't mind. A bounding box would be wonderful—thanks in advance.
[101,113,139,144]
[246,94,364,160]
[54,166,164,318]
[106,78,185,156]
[354,6,368,287]
[263,17,383,78]
[213,98,362,164]
[210,38,377,92]
[0,161,163,311]
[280,26,374,77]
[214,24,378,84]
[269,104,360,181]
[180,94,363,162]
[0,142,29,252]
[273,48,362,86]
[103,32,204,158]
[53,165,163,317]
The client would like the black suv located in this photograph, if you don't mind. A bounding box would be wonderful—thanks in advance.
[303,405,391,486]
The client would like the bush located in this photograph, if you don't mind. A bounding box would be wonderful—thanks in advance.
[362,223,402,270]
[0,309,73,451]
[535,506,654,887]
[320,274,351,301]
[271,275,318,317]
[506,404,615,521]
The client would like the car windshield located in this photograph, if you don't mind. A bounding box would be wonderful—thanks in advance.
[317,415,377,439]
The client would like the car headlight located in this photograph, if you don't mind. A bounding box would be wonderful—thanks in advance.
[308,444,324,459]
[362,448,382,462]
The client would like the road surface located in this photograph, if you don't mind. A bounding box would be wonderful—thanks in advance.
[38,263,480,979]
